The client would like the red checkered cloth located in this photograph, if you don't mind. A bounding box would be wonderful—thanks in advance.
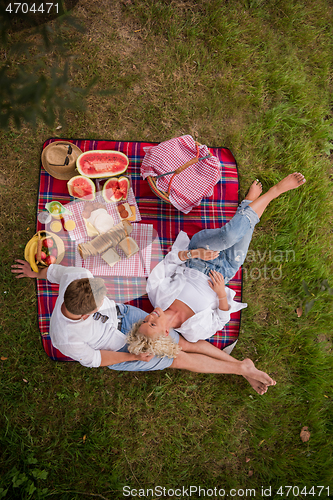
[59,193,153,277]
[62,187,141,242]
[37,138,241,361]
[141,135,221,214]
[74,223,154,277]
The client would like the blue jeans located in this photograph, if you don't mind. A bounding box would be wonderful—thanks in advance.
[115,303,147,335]
[108,303,179,371]
[186,201,259,284]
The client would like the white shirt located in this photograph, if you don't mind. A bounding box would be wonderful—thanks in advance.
[48,265,127,368]
[146,231,247,342]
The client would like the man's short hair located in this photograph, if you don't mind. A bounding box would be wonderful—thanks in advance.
[127,320,181,358]
[64,277,107,315]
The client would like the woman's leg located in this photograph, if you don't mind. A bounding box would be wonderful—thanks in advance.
[170,349,276,395]
[187,180,264,254]
[188,203,257,253]
[188,173,306,262]
[186,181,262,278]
[248,172,306,218]
[221,173,306,275]
[222,180,262,269]
[178,336,272,395]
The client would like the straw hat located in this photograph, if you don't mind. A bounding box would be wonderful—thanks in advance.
[41,141,83,180]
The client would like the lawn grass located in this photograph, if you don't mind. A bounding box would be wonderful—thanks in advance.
[0,0,333,498]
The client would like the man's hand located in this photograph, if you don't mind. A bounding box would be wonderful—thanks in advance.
[11,260,48,279]
[100,350,155,366]
[101,350,153,366]
[11,259,38,279]
[208,270,226,296]
[135,353,155,362]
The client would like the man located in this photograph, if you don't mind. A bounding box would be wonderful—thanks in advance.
[12,259,276,395]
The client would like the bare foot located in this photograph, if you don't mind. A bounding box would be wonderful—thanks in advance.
[241,358,276,388]
[244,375,269,395]
[245,179,262,202]
[273,172,306,195]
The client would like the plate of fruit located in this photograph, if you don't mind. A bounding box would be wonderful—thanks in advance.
[24,231,65,273]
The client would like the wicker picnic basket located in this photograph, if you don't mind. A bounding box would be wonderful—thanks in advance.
[146,141,212,204]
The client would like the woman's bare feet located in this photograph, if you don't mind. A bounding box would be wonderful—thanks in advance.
[244,375,269,395]
[272,172,306,196]
[248,172,306,218]
[245,179,262,202]
[241,358,276,391]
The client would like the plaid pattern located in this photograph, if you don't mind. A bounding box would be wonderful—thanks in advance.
[74,223,154,277]
[62,188,141,242]
[37,138,241,361]
[141,135,221,213]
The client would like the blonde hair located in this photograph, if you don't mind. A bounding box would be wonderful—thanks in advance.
[127,320,181,358]
[64,277,107,315]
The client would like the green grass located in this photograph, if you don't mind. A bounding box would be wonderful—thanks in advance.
[1,0,333,498]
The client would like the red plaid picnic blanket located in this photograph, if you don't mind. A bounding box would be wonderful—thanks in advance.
[37,138,242,361]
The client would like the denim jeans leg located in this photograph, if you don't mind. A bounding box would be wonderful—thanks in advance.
[186,203,260,280]
[115,303,147,335]
[223,225,255,275]
[188,204,259,253]
[222,201,259,271]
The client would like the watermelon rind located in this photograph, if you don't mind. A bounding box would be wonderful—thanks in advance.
[67,175,96,201]
[76,150,129,179]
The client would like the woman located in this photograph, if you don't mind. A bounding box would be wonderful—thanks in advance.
[129,172,306,346]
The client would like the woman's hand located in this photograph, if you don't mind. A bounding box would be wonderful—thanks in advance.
[11,259,37,279]
[193,248,220,261]
[208,270,226,297]
[178,248,220,262]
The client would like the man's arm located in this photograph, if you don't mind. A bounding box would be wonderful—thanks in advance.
[100,350,154,367]
[11,259,48,279]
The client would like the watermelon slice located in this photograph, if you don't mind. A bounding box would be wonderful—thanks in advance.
[118,176,130,201]
[102,176,130,203]
[67,176,96,200]
[112,189,123,202]
[76,150,129,178]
